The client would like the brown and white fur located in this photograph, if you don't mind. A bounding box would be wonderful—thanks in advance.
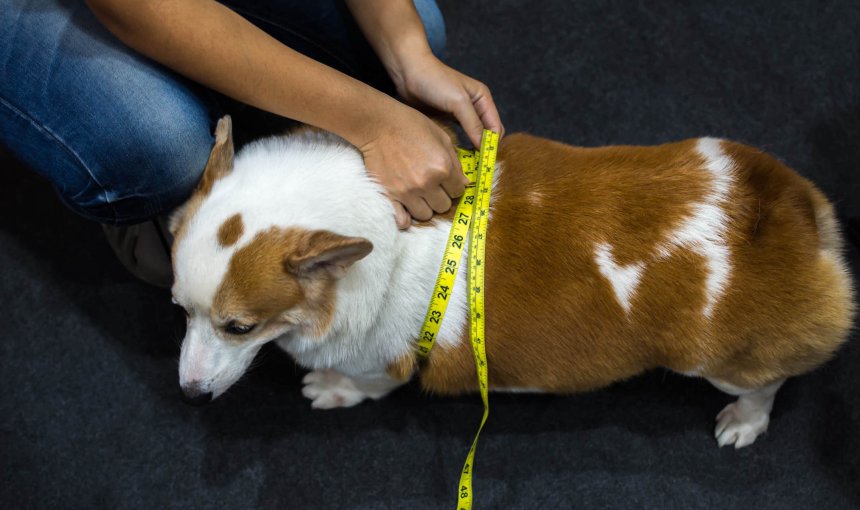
[171,116,854,448]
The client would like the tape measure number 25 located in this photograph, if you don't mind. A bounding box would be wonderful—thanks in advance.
[416,129,499,510]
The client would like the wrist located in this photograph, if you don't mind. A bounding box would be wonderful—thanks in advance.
[335,89,413,149]
[382,34,436,92]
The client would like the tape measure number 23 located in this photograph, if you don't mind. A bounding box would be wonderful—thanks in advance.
[416,129,499,510]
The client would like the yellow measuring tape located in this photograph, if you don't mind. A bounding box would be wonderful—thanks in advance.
[416,129,499,510]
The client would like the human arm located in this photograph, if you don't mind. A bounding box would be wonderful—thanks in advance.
[346,0,505,147]
[85,0,466,226]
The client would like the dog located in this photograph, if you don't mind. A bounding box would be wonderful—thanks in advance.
[170,115,854,448]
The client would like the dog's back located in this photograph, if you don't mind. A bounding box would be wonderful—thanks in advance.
[420,134,855,395]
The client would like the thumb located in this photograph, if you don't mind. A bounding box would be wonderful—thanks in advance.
[392,200,411,230]
[452,98,485,148]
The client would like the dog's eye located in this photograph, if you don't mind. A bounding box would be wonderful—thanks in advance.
[224,321,256,335]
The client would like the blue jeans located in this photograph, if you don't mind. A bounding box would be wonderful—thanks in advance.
[0,0,445,225]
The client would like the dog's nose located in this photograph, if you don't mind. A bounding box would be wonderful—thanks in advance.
[180,387,213,406]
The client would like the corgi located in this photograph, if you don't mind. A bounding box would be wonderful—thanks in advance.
[170,116,854,448]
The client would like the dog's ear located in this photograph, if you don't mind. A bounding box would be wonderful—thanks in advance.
[285,230,373,280]
[197,115,235,196]
[167,204,187,237]
[168,116,235,236]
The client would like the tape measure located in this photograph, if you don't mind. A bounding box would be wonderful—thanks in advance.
[416,129,500,510]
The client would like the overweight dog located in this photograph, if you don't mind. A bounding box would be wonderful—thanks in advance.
[170,116,854,448]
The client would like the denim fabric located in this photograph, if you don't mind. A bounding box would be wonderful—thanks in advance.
[0,0,446,225]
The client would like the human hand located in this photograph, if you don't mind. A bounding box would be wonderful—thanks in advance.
[392,53,504,148]
[357,101,469,229]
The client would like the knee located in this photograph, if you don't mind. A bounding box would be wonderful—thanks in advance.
[1,72,216,226]
[64,110,215,225]
[1,98,211,227]
[0,0,215,225]
[24,93,215,226]
[413,0,447,59]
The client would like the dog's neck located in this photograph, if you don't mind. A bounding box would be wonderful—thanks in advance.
[283,220,463,374]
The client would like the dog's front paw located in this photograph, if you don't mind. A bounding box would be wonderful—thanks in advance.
[714,401,770,449]
[301,370,368,409]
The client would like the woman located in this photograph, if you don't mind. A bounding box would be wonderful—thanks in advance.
[0,0,503,285]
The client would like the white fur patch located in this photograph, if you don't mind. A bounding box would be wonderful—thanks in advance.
[657,138,734,318]
[301,370,371,409]
[676,364,706,377]
[175,130,479,397]
[178,316,266,398]
[301,369,405,408]
[594,138,734,319]
[708,378,784,448]
[594,243,645,313]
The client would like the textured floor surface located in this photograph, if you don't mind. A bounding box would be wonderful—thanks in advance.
[2,1,859,508]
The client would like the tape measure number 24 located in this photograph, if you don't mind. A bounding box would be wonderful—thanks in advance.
[416,129,499,510]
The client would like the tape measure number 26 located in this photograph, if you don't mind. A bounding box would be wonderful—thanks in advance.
[416,129,500,510]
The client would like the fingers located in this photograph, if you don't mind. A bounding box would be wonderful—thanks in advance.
[440,147,468,198]
[392,154,461,229]
[473,91,505,138]
[461,79,505,143]
[398,193,434,224]
[399,181,455,224]
[404,137,464,217]
[395,57,504,145]
[361,99,475,230]
[423,185,453,214]
[391,200,411,230]
[452,96,485,148]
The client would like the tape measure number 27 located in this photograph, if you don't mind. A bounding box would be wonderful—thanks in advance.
[416,129,500,510]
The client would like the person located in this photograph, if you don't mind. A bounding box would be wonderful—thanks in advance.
[0,0,503,286]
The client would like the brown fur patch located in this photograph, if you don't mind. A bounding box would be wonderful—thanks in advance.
[386,354,417,382]
[213,227,335,340]
[217,213,244,247]
[213,227,372,341]
[197,116,235,197]
[419,135,855,395]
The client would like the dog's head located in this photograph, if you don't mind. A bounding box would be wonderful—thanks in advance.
[169,117,373,404]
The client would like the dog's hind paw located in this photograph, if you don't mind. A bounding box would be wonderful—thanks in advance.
[302,370,368,409]
[714,401,770,449]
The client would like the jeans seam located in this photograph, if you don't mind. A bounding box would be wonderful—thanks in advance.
[0,92,118,223]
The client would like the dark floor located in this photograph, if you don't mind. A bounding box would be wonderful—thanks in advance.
[2,1,860,509]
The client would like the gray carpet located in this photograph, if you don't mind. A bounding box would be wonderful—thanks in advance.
[2,1,859,508]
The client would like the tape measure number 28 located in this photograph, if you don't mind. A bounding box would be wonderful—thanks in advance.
[416,129,500,510]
